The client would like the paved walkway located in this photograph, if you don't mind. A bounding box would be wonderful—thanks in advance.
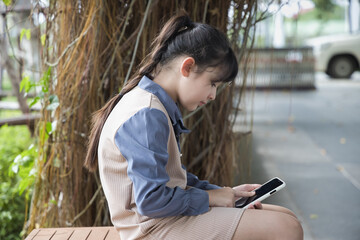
[239,72,360,240]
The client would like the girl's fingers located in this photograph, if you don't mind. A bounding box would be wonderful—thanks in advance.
[234,191,255,198]
[247,204,255,209]
[244,184,261,191]
[233,184,261,192]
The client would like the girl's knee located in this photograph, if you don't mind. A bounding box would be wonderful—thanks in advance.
[265,211,303,240]
[233,210,303,240]
[280,215,303,240]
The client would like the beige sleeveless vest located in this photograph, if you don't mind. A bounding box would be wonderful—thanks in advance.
[98,86,186,239]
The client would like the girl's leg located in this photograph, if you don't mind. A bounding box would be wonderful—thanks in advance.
[262,204,298,218]
[232,208,303,240]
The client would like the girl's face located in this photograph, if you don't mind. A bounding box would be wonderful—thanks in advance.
[177,66,223,111]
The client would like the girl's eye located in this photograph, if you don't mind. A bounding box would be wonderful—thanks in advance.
[211,83,217,87]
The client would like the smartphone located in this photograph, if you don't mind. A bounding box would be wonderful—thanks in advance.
[235,177,286,209]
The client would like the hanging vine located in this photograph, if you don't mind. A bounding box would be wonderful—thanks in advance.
[25,0,267,234]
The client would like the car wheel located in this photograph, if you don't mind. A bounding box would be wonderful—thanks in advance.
[327,56,356,79]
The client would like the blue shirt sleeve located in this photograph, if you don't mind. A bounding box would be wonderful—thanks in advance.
[184,165,221,190]
[114,108,209,218]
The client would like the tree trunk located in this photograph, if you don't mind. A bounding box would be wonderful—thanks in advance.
[27,0,258,233]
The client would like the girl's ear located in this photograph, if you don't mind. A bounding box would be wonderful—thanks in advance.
[180,57,195,77]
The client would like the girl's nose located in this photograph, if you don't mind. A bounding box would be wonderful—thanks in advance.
[208,88,216,101]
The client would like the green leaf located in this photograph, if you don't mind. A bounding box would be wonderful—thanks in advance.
[26,29,31,40]
[20,75,32,93]
[19,76,27,93]
[29,96,40,108]
[20,29,31,42]
[18,178,32,195]
[40,66,52,92]
[49,95,59,103]
[45,121,57,136]
[47,95,59,111]
[45,121,52,135]
[41,34,46,46]
[2,0,12,6]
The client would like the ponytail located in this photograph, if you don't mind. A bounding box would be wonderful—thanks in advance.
[84,11,237,171]
[84,94,122,171]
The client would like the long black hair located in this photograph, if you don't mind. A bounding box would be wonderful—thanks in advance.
[84,11,238,171]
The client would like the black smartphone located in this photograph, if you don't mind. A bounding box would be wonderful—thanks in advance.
[235,177,286,209]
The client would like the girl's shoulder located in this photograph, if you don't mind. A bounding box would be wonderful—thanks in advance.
[120,86,167,113]
[105,87,170,130]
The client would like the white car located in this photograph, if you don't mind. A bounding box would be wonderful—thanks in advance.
[306,34,360,79]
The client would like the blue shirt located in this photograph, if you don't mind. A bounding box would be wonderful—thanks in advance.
[114,76,220,218]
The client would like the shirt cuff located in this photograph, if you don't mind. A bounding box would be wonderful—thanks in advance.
[203,183,222,190]
[183,188,210,216]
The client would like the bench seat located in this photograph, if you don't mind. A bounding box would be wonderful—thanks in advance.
[25,227,120,240]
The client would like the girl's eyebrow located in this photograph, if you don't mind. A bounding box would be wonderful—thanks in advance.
[210,80,222,87]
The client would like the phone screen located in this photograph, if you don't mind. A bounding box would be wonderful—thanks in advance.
[235,178,283,208]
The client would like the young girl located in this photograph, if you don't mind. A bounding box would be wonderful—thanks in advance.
[85,13,303,240]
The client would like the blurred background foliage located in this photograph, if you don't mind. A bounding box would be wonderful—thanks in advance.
[0,124,32,239]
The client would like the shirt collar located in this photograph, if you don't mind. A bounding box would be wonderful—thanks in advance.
[138,76,190,135]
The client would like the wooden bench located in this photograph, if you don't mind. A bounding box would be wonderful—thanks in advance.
[25,227,121,240]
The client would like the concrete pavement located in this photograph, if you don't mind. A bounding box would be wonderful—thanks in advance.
[238,72,360,240]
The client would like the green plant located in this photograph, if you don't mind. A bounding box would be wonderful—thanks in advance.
[20,67,57,110]
[0,124,33,240]
[1,0,12,7]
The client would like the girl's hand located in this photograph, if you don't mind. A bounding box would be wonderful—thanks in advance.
[206,187,237,207]
[206,184,264,209]
[233,184,264,210]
